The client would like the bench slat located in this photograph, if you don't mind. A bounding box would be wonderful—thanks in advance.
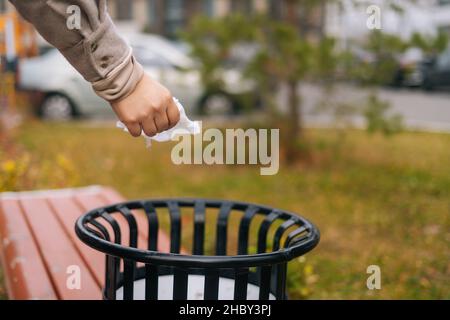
[0,186,179,300]
[19,197,101,300]
[0,199,57,300]
[47,197,105,287]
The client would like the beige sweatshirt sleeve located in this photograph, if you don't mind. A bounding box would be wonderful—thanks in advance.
[9,0,144,102]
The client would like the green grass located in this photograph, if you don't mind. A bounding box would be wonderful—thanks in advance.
[1,120,449,299]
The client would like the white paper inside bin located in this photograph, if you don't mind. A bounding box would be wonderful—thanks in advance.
[116,275,276,300]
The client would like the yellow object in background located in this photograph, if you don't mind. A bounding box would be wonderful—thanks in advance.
[0,72,16,111]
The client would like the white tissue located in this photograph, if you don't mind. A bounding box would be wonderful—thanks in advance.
[116,97,200,148]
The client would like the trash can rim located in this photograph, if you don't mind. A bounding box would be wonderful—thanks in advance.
[75,198,320,269]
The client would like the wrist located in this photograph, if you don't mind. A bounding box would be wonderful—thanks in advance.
[92,54,144,102]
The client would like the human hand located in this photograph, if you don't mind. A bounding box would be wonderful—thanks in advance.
[111,74,180,137]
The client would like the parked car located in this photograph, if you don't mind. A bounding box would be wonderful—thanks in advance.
[18,33,254,120]
[392,47,425,88]
[422,46,450,91]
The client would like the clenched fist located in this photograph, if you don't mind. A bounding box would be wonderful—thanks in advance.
[111,74,180,137]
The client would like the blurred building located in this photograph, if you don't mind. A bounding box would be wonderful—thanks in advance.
[433,0,450,34]
[108,0,266,36]
[326,0,450,45]
[108,0,325,38]
[1,0,325,41]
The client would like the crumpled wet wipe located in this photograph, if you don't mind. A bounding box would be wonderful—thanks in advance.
[116,97,200,148]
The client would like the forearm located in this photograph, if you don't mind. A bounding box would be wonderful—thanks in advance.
[9,0,143,101]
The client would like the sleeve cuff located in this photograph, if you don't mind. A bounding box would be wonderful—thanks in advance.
[92,53,145,102]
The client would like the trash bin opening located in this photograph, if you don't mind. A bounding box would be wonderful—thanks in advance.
[75,198,320,300]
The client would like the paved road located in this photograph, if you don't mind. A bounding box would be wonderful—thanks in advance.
[80,83,450,134]
[288,84,450,133]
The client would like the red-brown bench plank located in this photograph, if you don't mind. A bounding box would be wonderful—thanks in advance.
[0,186,179,300]
[47,196,105,287]
[19,197,101,300]
[0,199,56,300]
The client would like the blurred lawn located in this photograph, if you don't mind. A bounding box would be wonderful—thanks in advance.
[1,120,449,299]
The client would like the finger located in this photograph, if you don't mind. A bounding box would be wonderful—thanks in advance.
[167,99,181,129]
[125,122,142,137]
[154,112,170,133]
[141,117,158,137]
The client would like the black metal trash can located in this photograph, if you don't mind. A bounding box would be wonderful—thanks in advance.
[75,199,320,300]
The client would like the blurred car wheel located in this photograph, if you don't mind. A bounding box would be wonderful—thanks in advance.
[39,93,77,121]
[422,75,436,91]
[198,92,239,116]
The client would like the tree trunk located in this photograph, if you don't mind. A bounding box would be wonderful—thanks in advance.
[284,0,300,27]
[285,80,301,163]
[153,0,166,35]
[185,0,201,21]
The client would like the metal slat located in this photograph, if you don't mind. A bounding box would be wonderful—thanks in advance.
[99,211,122,275]
[204,269,220,300]
[145,264,159,300]
[173,268,189,300]
[255,211,280,300]
[274,263,287,300]
[216,202,233,255]
[193,201,206,255]
[142,201,159,251]
[87,220,116,298]
[168,201,182,254]
[237,206,259,255]
[257,211,280,254]
[234,268,249,300]
[100,210,121,245]
[105,255,117,300]
[123,260,135,300]
[273,219,296,251]
[142,202,159,300]
[258,265,272,300]
[117,206,138,248]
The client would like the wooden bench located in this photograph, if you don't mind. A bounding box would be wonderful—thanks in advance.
[0,186,171,300]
